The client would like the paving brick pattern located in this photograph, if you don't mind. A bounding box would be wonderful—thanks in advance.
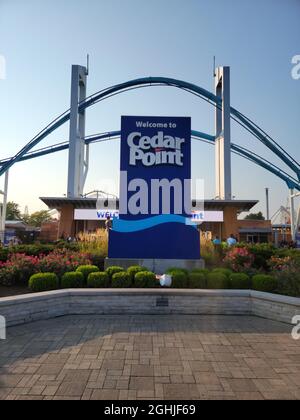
[0,315,299,400]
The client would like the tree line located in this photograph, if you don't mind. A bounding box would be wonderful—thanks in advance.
[5,201,54,227]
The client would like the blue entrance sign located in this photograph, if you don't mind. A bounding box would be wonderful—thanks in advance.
[108,116,200,259]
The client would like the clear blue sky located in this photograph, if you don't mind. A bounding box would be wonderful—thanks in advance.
[0,0,299,218]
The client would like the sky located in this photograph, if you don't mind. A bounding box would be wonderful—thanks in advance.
[0,0,299,219]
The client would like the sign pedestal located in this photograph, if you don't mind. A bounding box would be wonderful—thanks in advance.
[104,257,204,274]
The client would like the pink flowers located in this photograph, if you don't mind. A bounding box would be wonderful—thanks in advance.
[0,249,91,286]
[37,249,91,278]
[223,247,255,272]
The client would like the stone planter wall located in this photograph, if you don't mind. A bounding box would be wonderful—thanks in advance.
[0,289,299,327]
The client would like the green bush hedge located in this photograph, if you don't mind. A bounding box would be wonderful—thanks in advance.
[61,271,84,288]
[212,268,232,278]
[29,273,59,292]
[0,248,9,262]
[106,266,125,279]
[252,274,277,293]
[127,265,148,283]
[166,267,189,276]
[276,272,300,297]
[87,271,110,288]
[89,254,105,271]
[76,265,99,280]
[207,272,230,289]
[188,272,207,289]
[190,268,210,276]
[112,271,131,288]
[134,271,157,288]
[168,269,189,288]
[229,273,250,289]
[11,244,55,257]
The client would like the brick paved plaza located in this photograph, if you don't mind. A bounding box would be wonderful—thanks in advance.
[0,315,299,400]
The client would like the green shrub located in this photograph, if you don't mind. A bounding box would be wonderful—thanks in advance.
[0,248,9,262]
[166,267,189,276]
[55,241,80,252]
[276,272,300,297]
[212,268,232,278]
[252,274,277,293]
[9,244,55,257]
[87,271,110,288]
[134,271,157,288]
[168,269,189,288]
[190,268,210,276]
[76,265,99,281]
[89,254,105,271]
[106,266,125,279]
[127,265,148,283]
[112,271,131,288]
[61,271,84,288]
[207,272,230,289]
[229,273,250,289]
[29,273,59,292]
[247,243,276,270]
[0,267,17,287]
[188,272,207,288]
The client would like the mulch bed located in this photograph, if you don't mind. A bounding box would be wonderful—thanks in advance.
[0,286,31,298]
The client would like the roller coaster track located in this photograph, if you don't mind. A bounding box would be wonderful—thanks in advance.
[0,77,299,185]
[0,130,299,191]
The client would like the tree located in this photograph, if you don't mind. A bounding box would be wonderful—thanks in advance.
[26,210,53,227]
[244,211,265,220]
[6,201,22,220]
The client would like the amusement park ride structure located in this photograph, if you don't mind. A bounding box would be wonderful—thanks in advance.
[0,63,299,242]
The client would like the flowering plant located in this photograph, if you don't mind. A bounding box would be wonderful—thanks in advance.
[269,256,300,297]
[38,249,91,278]
[0,253,40,285]
[223,247,255,272]
[268,256,293,272]
[0,249,91,286]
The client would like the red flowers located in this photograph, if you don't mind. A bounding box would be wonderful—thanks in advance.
[0,249,91,286]
[223,247,255,272]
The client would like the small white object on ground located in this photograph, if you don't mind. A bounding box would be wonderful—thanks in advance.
[159,274,172,287]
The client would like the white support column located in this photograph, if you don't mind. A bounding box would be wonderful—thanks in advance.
[215,66,232,200]
[296,204,300,240]
[67,65,88,198]
[290,189,300,241]
[0,170,9,244]
[289,188,296,240]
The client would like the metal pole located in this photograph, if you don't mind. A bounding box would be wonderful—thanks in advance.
[265,188,270,220]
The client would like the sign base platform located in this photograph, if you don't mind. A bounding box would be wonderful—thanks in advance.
[104,257,205,274]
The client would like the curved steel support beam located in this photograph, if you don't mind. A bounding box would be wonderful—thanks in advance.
[1,130,299,191]
[0,77,299,179]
